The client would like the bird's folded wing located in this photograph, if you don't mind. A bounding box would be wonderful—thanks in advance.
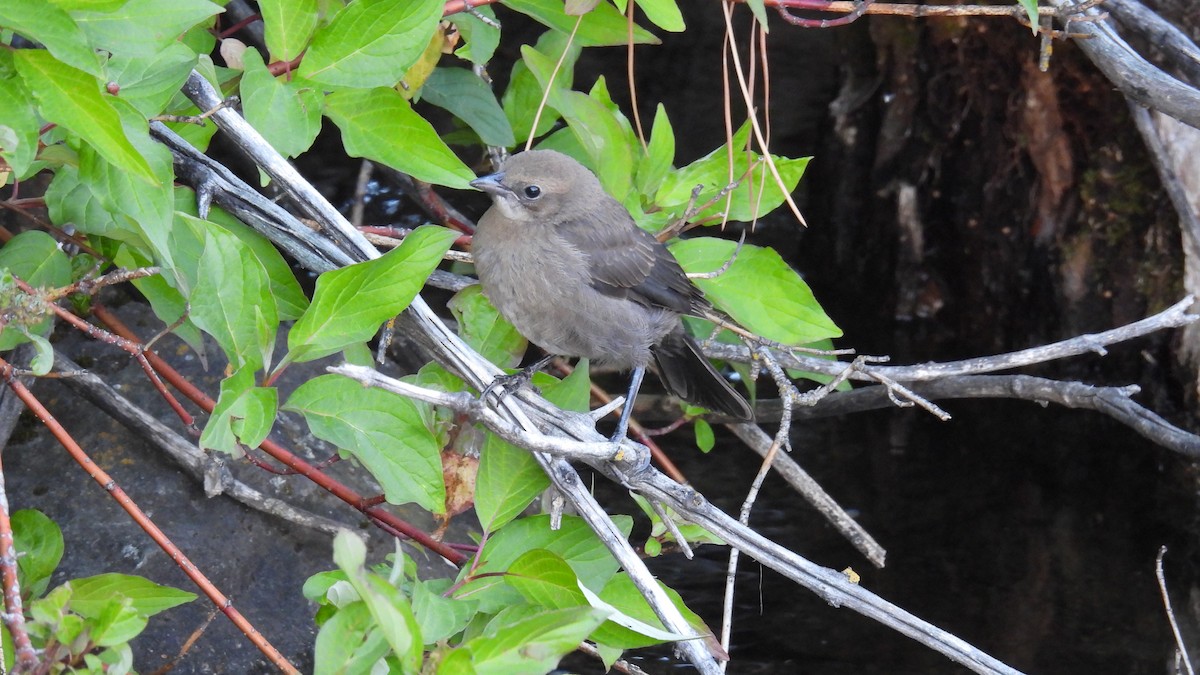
[556,208,708,316]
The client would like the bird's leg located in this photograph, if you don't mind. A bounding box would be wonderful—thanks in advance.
[481,354,556,405]
[610,366,646,443]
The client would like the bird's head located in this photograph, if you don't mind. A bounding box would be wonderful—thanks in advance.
[470,150,602,223]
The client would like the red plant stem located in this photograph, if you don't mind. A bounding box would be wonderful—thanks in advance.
[0,358,299,674]
[90,306,470,566]
[0,452,38,670]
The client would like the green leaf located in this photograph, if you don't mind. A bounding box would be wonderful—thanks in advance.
[412,579,475,644]
[657,122,809,223]
[286,225,458,363]
[464,606,607,675]
[421,68,515,147]
[77,140,176,269]
[0,231,72,289]
[176,194,309,321]
[447,6,500,65]
[89,599,146,647]
[1019,0,1039,32]
[447,285,526,369]
[241,49,323,160]
[636,103,674,196]
[180,213,279,371]
[68,0,222,58]
[537,358,591,412]
[102,42,198,118]
[0,0,101,73]
[314,602,386,675]
[300,0,444,88]
[635,0,685,32]
[670,237,841,345]
[502,32,580,145]
[503,0,659,47]
[24,331,54,376]
[199,366,278,454]
[506,549,585,608]
[474,431,549,532]
[436,648,477,675]
[14,50,156,183]
[744,0,769,29]
[693,418,714,452]
[332,531,423,671]
[455,515,629,613]
[12,509,63,599]
[0,70,40,179]
[325,87,476,189]
[68,574,196,617]
[286,375,445,512]
[259,0,319,62]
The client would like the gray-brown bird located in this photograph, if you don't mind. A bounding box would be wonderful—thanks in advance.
[469,150,753,441]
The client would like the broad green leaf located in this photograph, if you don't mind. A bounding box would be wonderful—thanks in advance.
[0,0,101,73]
[259,0,319,61]
[455,515,629,613]
[332,531,423,671]
[14,51,156,183]
[422,68,515,147]
[181,214,279,371]
[12,509,63,599]
[286,374,445,512]
[504,0,659,47]
[175,193,309,321]
[447,5,500,65]
[24,331,54,376]
[670,237,841,345]
[102,42,198,118]
[474,431,549,532]
[199,366,277,454]
[464,606,607,675]
[536,358,591,412]
[113,242,206,358]
[634,0,685,32]
[502,32,579,144]
[436,648,477,675]
[241,49,322,160]
[77,139,175,269]
[657,122,809,223]
[0,233,72,352]
[412,579,476,644]
[89,600,147,647]
[68,574,196,617]
[314,602,384,675]
[593,572,708,648]
[0,71,40,179]
[636,104,674,196]
[300,0,443,88]
[325,88,476,189]
[506,549,585,608]
[522,49,633,197]
[0,231,72,289]
[447,284,526,369]
[693,418,714,452]
[286,225,458,363]
[69,0,222,58]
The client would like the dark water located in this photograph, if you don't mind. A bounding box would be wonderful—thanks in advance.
[603,400,1197,674]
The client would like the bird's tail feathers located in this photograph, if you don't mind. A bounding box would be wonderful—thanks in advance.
[651,328,753,421]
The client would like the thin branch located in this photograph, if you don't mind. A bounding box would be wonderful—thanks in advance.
[1156,546,1195,675]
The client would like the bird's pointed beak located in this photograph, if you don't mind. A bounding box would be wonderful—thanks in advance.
[470,172,508,195]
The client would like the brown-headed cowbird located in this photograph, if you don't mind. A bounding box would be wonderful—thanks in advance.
[470,149,752,441]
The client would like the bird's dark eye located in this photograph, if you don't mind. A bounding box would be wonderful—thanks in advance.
[523,185,542,199]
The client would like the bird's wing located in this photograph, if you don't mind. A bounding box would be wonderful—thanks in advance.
[556,204,708,316]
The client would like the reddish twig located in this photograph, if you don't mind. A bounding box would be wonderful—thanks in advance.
[0,442,38,670]
[9,278,196,428]
[90,307,470,566]
[0,357,300,674]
